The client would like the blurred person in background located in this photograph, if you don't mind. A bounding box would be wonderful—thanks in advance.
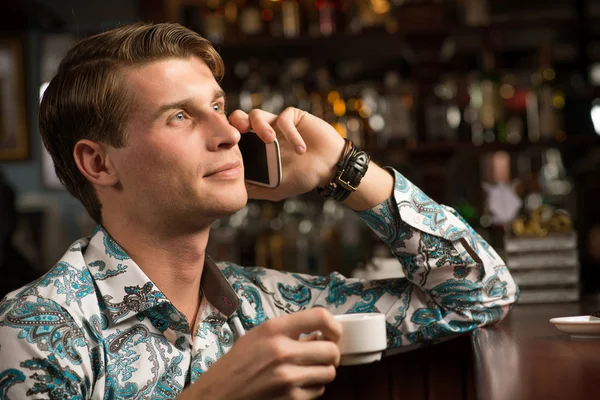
[0,23,517,399]
[0,171,38,299]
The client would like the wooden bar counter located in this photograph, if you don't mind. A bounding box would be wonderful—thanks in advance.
[323,300,600,400]
[472,301,600,400]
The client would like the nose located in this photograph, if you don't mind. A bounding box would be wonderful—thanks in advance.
[206,115,241,151]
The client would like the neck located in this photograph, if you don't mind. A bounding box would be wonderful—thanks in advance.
[102,212,212,330]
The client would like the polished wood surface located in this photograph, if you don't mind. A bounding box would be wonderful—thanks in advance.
[322,301,600,399]
[471,301,600,400]
[323,334,475,400]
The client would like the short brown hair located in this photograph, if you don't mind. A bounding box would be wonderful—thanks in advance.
[39,22,224,224]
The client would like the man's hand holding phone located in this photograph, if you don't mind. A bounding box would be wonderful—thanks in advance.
[179,308,342,400]
[229,107,346,201]
[238,130,282,188]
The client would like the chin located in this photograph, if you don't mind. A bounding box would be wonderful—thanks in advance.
[218,198,248,217]
[212,184,248,216]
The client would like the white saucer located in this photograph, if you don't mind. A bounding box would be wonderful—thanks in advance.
[549,315,600,339]
[339,351,382,366]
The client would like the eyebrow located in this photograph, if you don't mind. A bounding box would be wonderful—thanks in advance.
[152,89,227,121]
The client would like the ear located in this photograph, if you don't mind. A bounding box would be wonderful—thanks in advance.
[73,139,119,187]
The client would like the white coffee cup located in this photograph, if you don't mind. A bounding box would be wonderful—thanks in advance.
[334,313,387,366]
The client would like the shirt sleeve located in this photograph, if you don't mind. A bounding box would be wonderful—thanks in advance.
[345,168,519,347]
[223,168,518,349]
[0,296,94,399]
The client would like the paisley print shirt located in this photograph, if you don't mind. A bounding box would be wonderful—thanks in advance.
[0,169,518,399]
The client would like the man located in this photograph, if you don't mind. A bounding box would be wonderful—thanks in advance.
[0,22,517,399]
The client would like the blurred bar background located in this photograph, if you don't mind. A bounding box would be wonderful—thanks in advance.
[1,0,600,303]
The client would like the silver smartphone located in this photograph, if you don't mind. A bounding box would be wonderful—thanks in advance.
[238,131,282,188]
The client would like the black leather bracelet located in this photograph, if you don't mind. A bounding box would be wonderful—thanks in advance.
[332,148,370,201]
[317,139,370,202]
[317,139,354,198]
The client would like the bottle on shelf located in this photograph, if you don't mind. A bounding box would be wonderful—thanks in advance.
[239,0,265,36]
[472,50,507,145]
[311,67,337,124]
[456,74,474,143]
[381,71,417,147]
[355,0,391,32]
[264,0,284,38]
[501,73,529,145]
[425,75,459,143]
[359,85,385,149]
[223,1,240,38]
[281,0,301,38]
[315,0,336,36]
[183,1,238,44]
[343,86,365,148]
[526,45,565,143]
[538,148,573,201]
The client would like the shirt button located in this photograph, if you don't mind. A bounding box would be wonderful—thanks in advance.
[164,328,177,344]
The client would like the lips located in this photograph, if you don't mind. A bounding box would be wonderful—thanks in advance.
[205,161,242,177]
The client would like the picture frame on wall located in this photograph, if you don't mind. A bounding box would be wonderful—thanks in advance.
[0,37,28,161]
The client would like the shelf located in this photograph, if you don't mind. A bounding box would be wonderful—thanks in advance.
[214,31,413,64]
[211,15,594,64]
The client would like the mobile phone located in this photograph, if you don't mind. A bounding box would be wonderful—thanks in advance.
[238,131,282,188]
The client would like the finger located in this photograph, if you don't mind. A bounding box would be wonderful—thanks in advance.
[248,109,278,143]
[290,385,327,400]
[276,107,307,154]
[299,385,327,399]
[272,386,326,400]
[228,109,251,133]
[293,339,341,367]
[284,365,337,388]
[276,308,342,343]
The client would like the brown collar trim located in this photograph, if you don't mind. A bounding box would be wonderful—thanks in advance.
[200,255,240,318]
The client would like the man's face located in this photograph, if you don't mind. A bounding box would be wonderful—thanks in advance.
[106,56,247,230]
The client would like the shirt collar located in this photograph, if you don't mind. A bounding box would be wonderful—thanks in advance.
[81,226,240,327]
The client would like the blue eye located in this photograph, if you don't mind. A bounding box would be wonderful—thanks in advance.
[174,112,185,121]
[212,102,225,113]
